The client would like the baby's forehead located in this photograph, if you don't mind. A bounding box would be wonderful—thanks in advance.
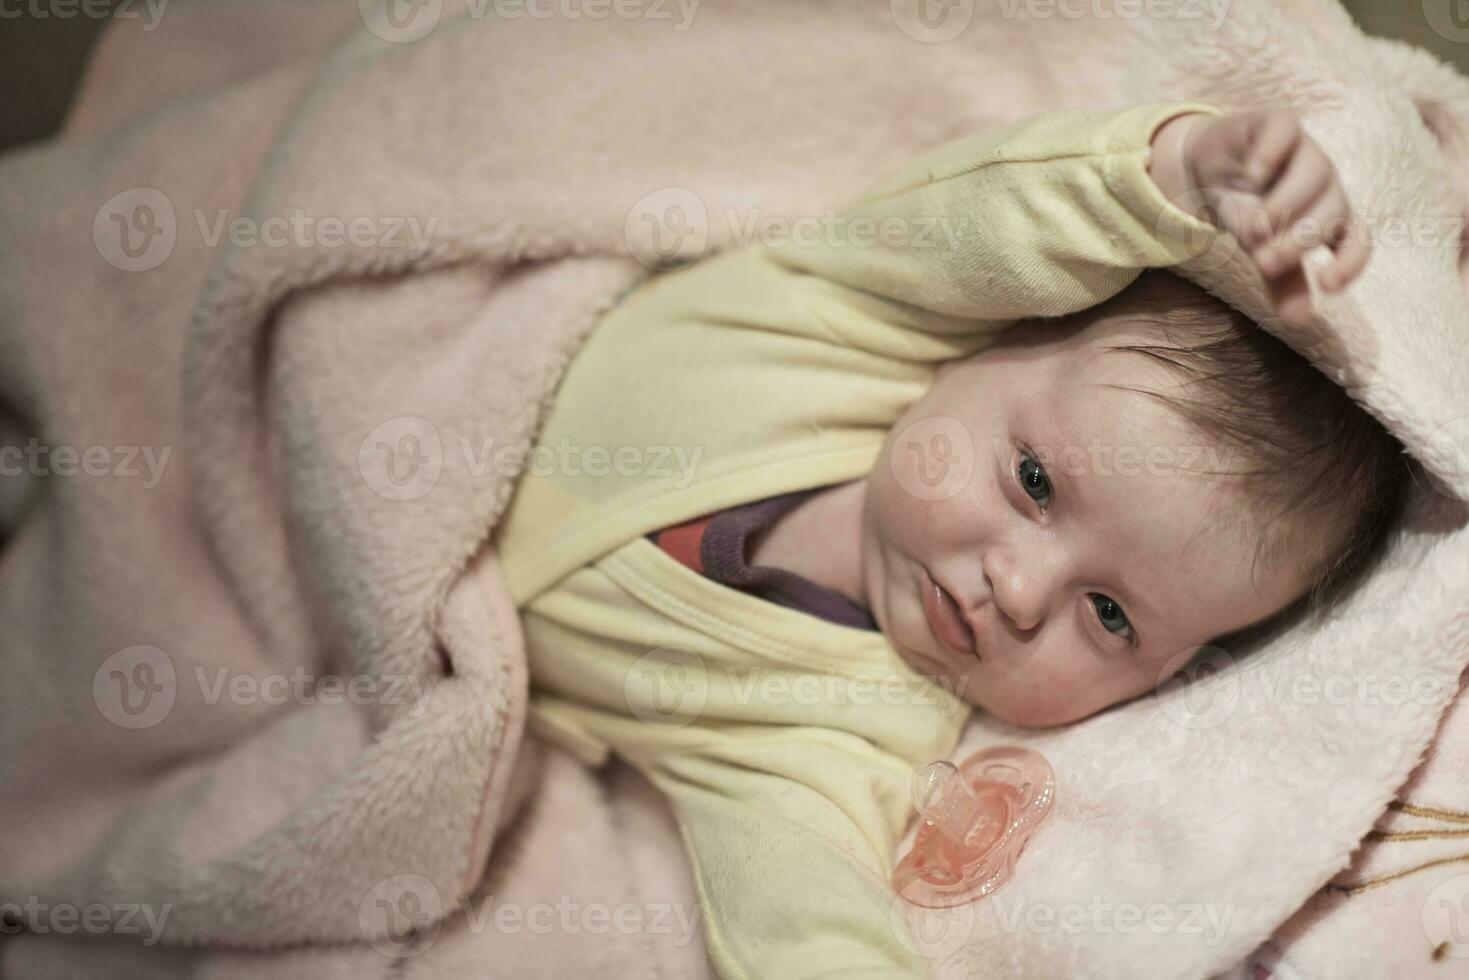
[1048,338,1207,453]
[1036,347,1250,529]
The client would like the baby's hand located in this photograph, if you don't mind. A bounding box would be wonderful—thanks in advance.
[1149,109,1370,325]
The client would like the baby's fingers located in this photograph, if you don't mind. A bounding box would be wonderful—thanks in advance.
[1239,110,1300,192]
[1318,215,1371,292]
[1254,183,1348,279]
[1267,266,1313,326]
[1245,138,1329,247]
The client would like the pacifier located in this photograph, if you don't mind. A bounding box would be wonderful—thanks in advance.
[892,745,1055,908]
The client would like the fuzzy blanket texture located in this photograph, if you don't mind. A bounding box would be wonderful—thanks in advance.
[2,1,1468,978]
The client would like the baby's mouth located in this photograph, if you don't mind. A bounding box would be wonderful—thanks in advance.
[920,567,978,660]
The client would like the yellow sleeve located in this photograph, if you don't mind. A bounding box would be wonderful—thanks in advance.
[649,741,934,980]
[755,101,1224,332]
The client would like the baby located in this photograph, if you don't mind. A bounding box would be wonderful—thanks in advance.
[491,103,1410,977]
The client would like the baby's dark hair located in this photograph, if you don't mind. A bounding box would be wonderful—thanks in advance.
[1074,269,1415,651]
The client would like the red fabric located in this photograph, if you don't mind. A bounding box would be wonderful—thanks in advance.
[653,516,711,573]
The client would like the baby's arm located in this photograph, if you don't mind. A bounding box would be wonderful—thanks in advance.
[756,102,1230,329]
[761,102,1364,332]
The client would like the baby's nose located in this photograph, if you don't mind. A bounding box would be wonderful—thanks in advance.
[983,553,1044,633]
[997,591,1042,633]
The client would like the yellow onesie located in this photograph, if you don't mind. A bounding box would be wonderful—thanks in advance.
[495,101,1223,978]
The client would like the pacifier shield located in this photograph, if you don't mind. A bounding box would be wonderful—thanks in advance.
[893,745,1055,908]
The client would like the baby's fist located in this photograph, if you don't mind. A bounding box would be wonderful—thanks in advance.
[1151,108,1370,325]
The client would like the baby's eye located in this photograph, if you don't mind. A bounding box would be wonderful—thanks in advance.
[1018,454,1052,510]
[1090,594,1133,639]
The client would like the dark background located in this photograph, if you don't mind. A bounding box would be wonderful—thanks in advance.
[1,2,1467,153]
[1,10,106,151]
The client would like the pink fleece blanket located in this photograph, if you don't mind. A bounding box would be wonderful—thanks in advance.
[3,2,1469,978]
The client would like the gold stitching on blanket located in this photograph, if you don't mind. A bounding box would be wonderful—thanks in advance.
[1368,828,1469,842]
[1389,801,1469,824]
[1331,800,1469,895]
[1337,854,1469,896]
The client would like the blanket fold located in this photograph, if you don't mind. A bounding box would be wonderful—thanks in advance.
[3,2,1469,977]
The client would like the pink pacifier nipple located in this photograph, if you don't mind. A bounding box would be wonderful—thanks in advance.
[892,745,1055,908]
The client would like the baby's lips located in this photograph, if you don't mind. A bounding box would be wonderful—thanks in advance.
[892,745,1056,909]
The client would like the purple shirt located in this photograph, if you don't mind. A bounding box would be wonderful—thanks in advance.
[646,489,877,631]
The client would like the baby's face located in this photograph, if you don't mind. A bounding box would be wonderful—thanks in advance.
[861,313,1308,728]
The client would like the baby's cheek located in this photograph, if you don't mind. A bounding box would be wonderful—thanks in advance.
[978,667,1084,727]
[869,447,940,553]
